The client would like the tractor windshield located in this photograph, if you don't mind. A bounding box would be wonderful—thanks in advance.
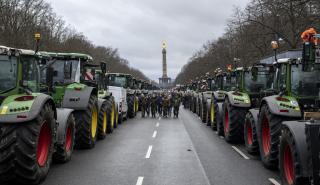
[244,68,271,93]
[223,75,236,91]
[0,55,17,93]
[51,60,80,85]
[108,75,127,88]
[291,65,320,97]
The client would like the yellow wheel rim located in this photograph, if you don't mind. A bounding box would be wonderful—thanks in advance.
[103,111,107,133]
[91,106,98,138]
[134,100,137,112]
[210,103,214,123]
[111,105,115,128]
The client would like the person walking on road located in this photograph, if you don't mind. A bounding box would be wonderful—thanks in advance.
[151,93,157,118]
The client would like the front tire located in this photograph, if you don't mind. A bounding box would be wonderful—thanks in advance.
[223,98,247,143]
[0,103,55,185]
[53,113,76,163]
[279,127,310,185]
[244,112,259,155]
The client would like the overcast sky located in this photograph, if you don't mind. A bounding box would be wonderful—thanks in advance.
[46,0,249,81]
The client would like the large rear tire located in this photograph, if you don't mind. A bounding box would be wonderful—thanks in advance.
[244,112,259,155]
[97,101,108,139]
[128,95,135,118]
[114,103,118,129]
[107,99,115,133]
[53,113,76,163]
[258,104,283,169]
[74,95,98,149]
[0,103,55,185]
[223,98,247,143]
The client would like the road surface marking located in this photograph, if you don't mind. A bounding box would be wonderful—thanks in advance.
[136,176,144,185]
[268,178,281,185]
[145,145,153,158]
[159,117,161,120]
[156,122,159,127]
[231,146,250,160]
[152,131,157,138]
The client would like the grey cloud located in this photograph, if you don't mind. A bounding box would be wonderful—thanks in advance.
[46,0,249,80]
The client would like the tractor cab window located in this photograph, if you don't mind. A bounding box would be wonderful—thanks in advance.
[275,64,287,92]
[224,74,236,91]
[243,67,271,93]
[291,64,320,97]
[108,75,127,88]
[236,71,243,89]
[0,55,17,93]
[95,72,105,90]
[21,56,39,92]
[51,60,80,85]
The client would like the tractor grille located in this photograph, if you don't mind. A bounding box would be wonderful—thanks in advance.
[298,98,320,112]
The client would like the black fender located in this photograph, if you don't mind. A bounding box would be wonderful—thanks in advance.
[260,95,301,118]
[247,108,259,139]
[281,121,310,177]
[56,108,74,144]
[225,92,251,108]
[62,86,96,110]
[0,94,57,123]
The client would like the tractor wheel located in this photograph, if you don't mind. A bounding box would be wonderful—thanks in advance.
[223,98,247,143]
[53,113,76,163]
[74,95,98,149]
[279,127,310,185]
[0,103,55,185]
[210,100,218,130]
[244,112,259,155]
[128,96,135,118]
[106,99,115,133]
[258,104,284,169]
[97,101,108,140]
[118,112,123,124]
[201,100,207,123]
[114,103,118,129]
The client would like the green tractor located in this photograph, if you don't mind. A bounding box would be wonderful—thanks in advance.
[0,46,75,184]
[250,31,320,185]
[42,52,114,149]
[84,62,118,132]
[222,64,272,143]
[211,69,238,135]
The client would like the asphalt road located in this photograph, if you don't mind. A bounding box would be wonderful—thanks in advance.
[43,108,281,185]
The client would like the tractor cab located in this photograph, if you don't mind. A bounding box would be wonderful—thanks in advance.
[0,46,50,118]
[106,73,133,89]
[40,52,96,105]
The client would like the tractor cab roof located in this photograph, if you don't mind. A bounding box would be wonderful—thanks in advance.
[107,73,132,77]
[0,45,49,59]
[41,52,93,62]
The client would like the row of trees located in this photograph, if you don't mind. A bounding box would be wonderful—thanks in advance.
[175,0,320,84]
[0,0,149,80]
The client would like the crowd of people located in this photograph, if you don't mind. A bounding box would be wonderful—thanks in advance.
[139,91,182,118]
